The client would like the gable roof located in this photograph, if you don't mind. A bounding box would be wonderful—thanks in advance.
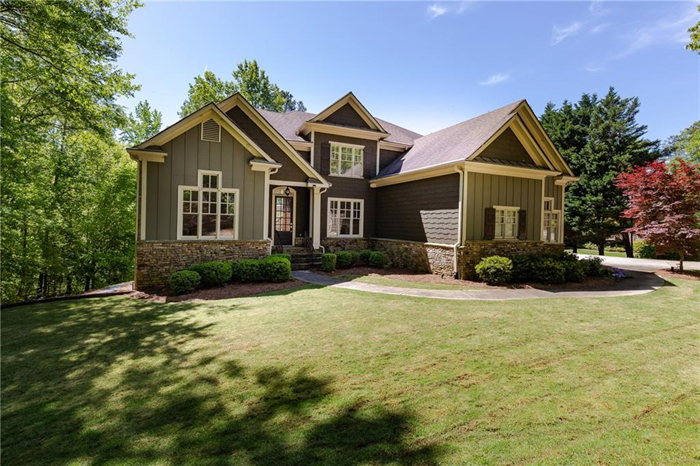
[376,100,575,179]
[308,92,388,134]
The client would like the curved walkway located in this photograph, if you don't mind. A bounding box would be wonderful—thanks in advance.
[292,270,664,301]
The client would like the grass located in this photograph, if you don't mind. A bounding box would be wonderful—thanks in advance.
[2,278,699,464]
[569,248,629,258]
[333,273,480,290]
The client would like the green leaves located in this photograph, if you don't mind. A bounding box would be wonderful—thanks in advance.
[121,100,162,146]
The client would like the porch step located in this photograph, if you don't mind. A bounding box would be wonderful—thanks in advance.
[288,251,323,271]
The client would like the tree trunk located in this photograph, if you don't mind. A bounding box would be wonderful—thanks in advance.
[679,251,684,273]
[84,275,91,293]
[598,242,605,256]
[67,276,72,295]
[622,232,634,258]
[572,242,578,254]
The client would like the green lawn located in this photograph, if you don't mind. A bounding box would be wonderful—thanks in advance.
[569,248,629,258]
[2,278,699,465]
[333,273,480,290]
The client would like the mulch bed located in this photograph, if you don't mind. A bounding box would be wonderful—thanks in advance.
[655,270,700,281]
[130,280,306,303]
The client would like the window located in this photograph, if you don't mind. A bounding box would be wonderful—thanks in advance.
[178,170,238,239]
[328,198,363,237]
[330,142,363,178]
[495,206,519,239]
[543,197,560,243]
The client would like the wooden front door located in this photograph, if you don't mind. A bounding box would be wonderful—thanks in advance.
[274,195,294,246]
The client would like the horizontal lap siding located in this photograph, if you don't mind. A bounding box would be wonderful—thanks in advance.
[323,103,372,129]
[375,174,460,244]
[145,125,264,241]
[379,149,404,171]
[466,172,542,241]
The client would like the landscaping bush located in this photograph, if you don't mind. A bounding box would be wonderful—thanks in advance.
[580,256,605,277]
[634,240,657,259]
[187,261,232,287]
[359,249,373,265]
[533,258,566,284]
[562,259,585,282]
[270,253,292,263]
[350,250,361,266]
[320,253,337,272]
[510,254,537,283]
[237,259,263,282]
[368,251,387,268]
[169,270,201,295]
[475,256,512,285]
[335,251,355,269]
[260,256,292,282]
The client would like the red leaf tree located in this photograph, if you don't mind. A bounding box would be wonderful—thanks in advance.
[616,160,700,271]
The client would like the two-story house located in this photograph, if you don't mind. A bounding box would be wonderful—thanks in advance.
[127,92,577,289]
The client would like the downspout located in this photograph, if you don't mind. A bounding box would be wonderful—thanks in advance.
[317,186,328,254]
[453,164,465,278]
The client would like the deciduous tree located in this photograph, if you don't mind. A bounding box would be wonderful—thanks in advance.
[121,100,162,146]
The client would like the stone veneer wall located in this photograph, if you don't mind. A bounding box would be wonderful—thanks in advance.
[135,240,271,290]
[458,241,564,280]
[322,238,371,253]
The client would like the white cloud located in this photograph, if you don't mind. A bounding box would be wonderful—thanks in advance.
[589,0,610,16]
[427,4,448,19]
[590,23,611,35]
[479,73,510,86]
[585,63,605,73]
[551,22,582,45]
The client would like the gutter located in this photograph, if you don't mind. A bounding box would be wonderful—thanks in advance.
[453,164,465,278]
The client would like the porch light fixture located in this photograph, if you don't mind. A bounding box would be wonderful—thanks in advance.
[285,187,291,196]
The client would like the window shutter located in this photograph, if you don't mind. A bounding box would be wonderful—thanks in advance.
[518,210,527,240]
[484,207,496,240]
[320,142,331,175]
[201,119,221,143]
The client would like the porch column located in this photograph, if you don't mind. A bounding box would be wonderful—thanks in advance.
[312,187,322,249]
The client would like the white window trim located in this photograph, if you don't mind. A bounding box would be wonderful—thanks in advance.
[329,141,364,179]
[327,197,364,238]
[271,186,297,246]
[177,170,240,240]
[493,205,520,240]
[542,197,561,243]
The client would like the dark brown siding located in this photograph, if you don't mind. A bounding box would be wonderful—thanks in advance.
[375,174,460,244]
[477,128,534,164]
[379,149,404,171]
[226,106,308,182]
[314,132,377,239]
[297,150,310,163]
[323,103,371,129]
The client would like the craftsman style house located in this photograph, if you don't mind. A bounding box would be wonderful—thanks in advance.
[128,92,577,288]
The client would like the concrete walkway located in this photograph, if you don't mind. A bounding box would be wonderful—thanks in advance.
[292,270,664,301]
[576,254,700,273]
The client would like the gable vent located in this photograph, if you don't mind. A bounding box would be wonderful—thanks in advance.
[201,119,221,143]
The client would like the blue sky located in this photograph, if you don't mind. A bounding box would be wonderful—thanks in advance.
[117,1,699,142]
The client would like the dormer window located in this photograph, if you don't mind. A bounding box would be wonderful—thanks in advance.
[330,142,363,178]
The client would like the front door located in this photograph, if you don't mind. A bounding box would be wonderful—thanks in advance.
[274,195,294,246]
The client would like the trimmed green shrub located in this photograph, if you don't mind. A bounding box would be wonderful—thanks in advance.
[533,258,566,284]
[510,254,537,283]
[562,260,585,282]
[320,253,337,272]
[359,249,373,265]
[187,261,232,287]
[368,251,387,268]
[237,259,263,283]
[169,270,201,295]
[350,251,361,266]
[260,256,292,282]
[475,256,512,285]
[270,253,292,263]
[230,261,243,282]
[336,251,354,268]
[580,256,605,277]
[634,240,656,259]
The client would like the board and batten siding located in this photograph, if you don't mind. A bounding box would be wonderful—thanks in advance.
[544,176,563,210]
[465,172,543,241]
[144,124,266,241]
[375,174,460,244]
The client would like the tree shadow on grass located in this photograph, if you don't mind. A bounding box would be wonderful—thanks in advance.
[2,297,441,465]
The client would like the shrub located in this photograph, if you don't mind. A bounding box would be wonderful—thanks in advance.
[320,253,337,272]
[475,256,513,285]
[368,251,387,268]
[562,260,585,282]
[260,256,292,282]
[359,249,373,265]
[270,253,292,263]
[510,254,537,283]
[634,240,657,259]
[237,259,263,282]
[169,270,201,295]
[533,258,566,284]
[350,251,361,266]
[187,261,232,287]
[336,251,355,269]
[580,256,605,277]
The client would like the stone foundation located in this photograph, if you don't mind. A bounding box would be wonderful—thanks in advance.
[457,241,564,280]
[135,239,271,290]
[371,239,454,275]
[321,238,371,253]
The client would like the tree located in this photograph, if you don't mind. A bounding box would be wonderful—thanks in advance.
[178,60,306,116]
[687,4,700,53]
[179,70,237,117]
[121,100,162,146]
[616,160,700,272]
[665,122,700,163]
[541,88,662,256]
